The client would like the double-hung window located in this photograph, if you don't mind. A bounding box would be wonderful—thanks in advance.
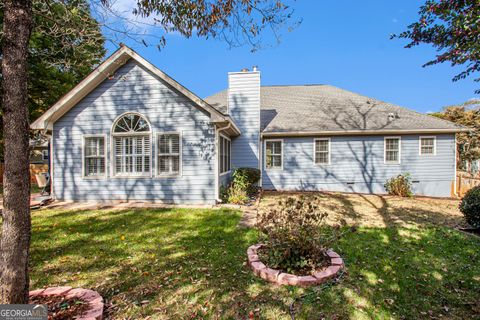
[83,136,106,177]
[158,133,181,176]
[219,135,231,174]
[112,113,151,177]
[419,136,436,155]
[314,138,330,165]
[265,140,282,170]
[384,137,400,164]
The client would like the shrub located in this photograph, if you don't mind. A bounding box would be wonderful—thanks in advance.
[235,167,261,186]
[384,173,413,197]
[256,196,345,274]
[459,186,480,228]
[219,185,229,203]
[223,167,261,204]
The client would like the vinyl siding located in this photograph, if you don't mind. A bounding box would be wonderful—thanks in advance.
[53,59,216,204]
[262,134,456,197]
[228,72,260,169]
[219,172,231,188]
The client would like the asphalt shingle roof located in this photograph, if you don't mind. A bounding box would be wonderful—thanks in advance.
[205,85,466,134]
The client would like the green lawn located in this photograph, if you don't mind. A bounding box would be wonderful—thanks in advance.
[30,207,480,319]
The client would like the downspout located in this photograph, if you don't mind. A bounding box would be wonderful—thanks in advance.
[215,121,232,203]
[454,134,458,197]
[42,117,54,198]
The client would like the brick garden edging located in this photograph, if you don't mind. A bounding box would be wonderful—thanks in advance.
[29,286,103,320]
[247,244,344,287]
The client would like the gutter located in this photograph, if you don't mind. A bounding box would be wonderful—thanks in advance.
[261,128,471,137]
[214,122,232,203]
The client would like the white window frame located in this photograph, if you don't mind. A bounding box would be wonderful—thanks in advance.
[264,139,283,171]
[419,136,436,156]
[384,136,401,164]
[313,138,331,165]
[82,134,107,179]
[110,112,152,178]
[41,149,49,161]
[156,131,182,178]
[219,133,231,176]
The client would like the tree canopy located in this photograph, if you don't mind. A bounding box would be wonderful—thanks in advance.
[0,0,106,159]
[396,0,480,93]
[431,102,480,167]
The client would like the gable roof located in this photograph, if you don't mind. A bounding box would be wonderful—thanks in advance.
[205,84,469,136]
[31,45,240,136]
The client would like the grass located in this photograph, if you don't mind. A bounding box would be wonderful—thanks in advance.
[29,203,480,319]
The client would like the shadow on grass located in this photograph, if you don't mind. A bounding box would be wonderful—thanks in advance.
[30,206,480,319]
[260,191,465,229]
[31,208,296,318]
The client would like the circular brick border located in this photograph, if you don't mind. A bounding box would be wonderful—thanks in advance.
[29,286,103,320]
[247,243,344,287]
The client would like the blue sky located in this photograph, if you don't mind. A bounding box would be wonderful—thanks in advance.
[105,1,478,113]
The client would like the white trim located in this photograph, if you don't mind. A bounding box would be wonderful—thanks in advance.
[419,136,437,156]
[50,135,55,198]
[264,139,283,171]
[110,112,152,178]
[454,135,458,196]
[384,136,401,164]
[31,47,130,130]
[261,128,470,137]
[111,111,152,134]
[155,131,182,178]
[219,133,232,176]
[214,126,220,201]
[82,134,108,179]
[313,138,331,166]
[31,44,241,136]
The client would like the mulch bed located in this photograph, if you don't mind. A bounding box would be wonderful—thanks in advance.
[257,246,330,276]
[29,295,89,320]
[248,244,344,287]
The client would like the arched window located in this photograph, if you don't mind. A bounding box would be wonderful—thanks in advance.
[112,112,151,176]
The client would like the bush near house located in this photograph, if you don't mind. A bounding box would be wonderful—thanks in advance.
[459,185,480,228]
[256,196,345,275]
[384,173,413,197]
[222,167,260,204]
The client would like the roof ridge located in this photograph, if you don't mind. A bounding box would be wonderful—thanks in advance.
[261,84,328,87]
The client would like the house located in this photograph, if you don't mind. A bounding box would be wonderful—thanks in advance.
[31,45,468,204]
[30,140,49,165]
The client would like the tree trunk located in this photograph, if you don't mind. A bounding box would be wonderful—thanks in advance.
[0,0,33,304]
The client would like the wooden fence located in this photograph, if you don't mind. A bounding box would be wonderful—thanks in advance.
[0,164,49,185]
[456,175,480,197]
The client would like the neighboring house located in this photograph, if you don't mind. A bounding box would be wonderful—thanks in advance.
[31,45,468,203]
[30,140,49,164]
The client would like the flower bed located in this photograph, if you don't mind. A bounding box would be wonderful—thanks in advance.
[247,244,344,287]
[29,286,103,320]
